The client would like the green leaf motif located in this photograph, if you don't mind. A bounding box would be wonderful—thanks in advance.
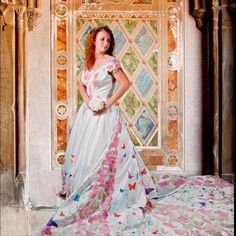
[149,132,158,146]
[123,20,138,34]
[76,47,84,77]
[94,19,113,27]
[123,90,141,118]
[148,94,158,116]
[121,47,140,76]
[148,53,158,75]
[76,19,86,33]
[77,91,83,109]
[130,131,141,146]
[149,20,157,35]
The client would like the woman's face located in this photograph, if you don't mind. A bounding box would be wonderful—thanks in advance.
[95,30,111,55]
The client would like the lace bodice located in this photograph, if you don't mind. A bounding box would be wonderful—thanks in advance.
[80,56,121,100]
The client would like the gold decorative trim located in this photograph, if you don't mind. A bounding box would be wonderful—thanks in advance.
[27,8,42,31]
[0,2,7,31]
[192,8,206,31]
[75,10,161,19]
[76,0,159,11]
[101,0,134,4]
[15,5,26,28]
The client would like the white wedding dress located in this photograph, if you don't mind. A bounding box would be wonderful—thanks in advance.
[41,56,234,236]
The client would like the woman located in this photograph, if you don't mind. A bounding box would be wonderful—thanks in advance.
[41,26,233,235]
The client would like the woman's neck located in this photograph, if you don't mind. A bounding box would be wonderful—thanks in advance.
[95,52,105,59]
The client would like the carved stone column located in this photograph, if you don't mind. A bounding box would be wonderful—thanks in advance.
[211,0,220,175]
[27,8,42,31]
[0,2,17,204]
[1,1,43,204]
[192,0,235,181]
[192,0,207,31]
[0,2,7,30]
[15,5,26,176]
[220,0,235,183]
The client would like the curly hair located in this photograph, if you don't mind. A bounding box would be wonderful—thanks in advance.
[85,26,115,70]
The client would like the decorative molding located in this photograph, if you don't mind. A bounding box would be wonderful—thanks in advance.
[100,0,134,4]
[0,2,7,31]
[15,5,25,28]
[0,0,8,4]
[75,10,161,19]
[27,7,42,31]
[78,0,158,11]
[191,8,206,31]
[2,2,43,31]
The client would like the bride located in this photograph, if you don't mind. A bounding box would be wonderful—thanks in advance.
[41,26,233,235]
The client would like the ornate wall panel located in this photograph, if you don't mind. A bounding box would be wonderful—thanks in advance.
[51,0,184,171]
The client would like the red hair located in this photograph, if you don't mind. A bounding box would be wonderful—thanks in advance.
[85,26,115,70]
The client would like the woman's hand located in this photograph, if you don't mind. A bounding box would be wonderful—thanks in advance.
[93,103,107,115]
[93,99,115,115]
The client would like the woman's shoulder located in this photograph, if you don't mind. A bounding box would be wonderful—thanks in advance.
[105,55,121,72]
[104,55,118,62]
[105,55,121,65]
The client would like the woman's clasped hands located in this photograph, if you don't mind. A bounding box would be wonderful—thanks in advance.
[88,98,110,115]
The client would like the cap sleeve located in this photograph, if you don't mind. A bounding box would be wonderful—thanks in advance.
[107,57,122,74]
[79,68,89,85]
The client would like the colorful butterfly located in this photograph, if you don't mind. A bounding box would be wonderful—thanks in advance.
[152,229,158,234]
[198,202,206,207]
[123,153,127,158]
[140,168,147,176]
[73,194,80,202]
[128,182,136,190]
[47,219,58,227]
[114,212,121,218]
[145,188,155,195]
[120,188,125,193]
[60,211,65,217]
[121,144,126,149]
[128,171,134,179]
[139,207,145,213]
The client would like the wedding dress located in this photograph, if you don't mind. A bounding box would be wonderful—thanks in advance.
[41,56,234,236]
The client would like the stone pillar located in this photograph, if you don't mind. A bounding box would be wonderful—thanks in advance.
[220,0,235,183]
[15,5,26,176]
[0,2,17,204]
[211,0,220,175]
[191,0,235,181]
[0,1,43,205]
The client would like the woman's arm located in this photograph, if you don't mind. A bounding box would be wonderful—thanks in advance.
[77,80,90,105]
[93,68,131,115]
[105,69,131,109]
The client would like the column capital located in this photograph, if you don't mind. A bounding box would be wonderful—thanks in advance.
[27,7,42,31]
[192,8,207,31]
[15,5,26,27]
[0,1,7,31]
